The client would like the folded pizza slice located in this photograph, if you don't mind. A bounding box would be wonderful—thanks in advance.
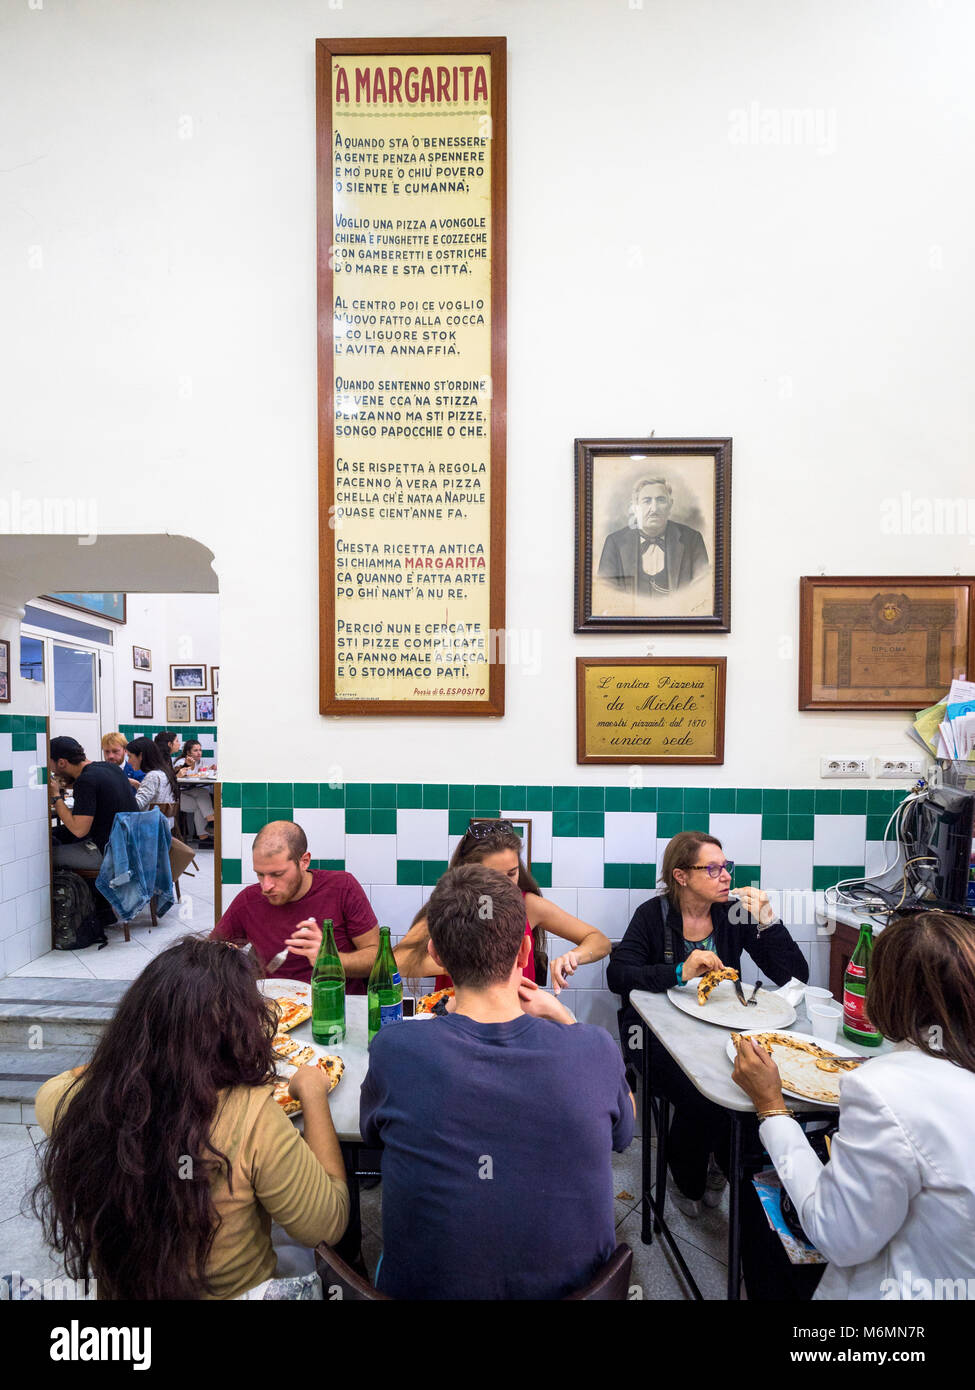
[697,967,739,1006]
[274,997,313,1032]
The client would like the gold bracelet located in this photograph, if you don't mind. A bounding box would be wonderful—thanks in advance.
[756,1107,793,1121]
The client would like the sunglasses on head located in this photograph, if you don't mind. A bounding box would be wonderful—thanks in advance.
[466,819,517,842]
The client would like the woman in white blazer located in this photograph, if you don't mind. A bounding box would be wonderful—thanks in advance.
[733,910,975,1300]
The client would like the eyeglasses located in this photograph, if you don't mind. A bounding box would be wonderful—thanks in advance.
[467,819,517,841]
[688,860,735,879]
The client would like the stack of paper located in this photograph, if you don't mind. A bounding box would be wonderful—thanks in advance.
[915,678,975,759]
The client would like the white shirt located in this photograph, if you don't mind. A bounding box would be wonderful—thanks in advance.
[760,1041,975,1300]
[134,770,175,827]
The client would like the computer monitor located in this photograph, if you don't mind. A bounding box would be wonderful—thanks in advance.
[902,786,975,909]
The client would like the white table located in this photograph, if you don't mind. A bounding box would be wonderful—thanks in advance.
[629,987,893,1300]
[287,994,371,1143]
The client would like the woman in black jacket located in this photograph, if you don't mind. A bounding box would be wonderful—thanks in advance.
[607,830,808,1217]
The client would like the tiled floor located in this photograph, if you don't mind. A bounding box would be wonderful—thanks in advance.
[9,850,217,981]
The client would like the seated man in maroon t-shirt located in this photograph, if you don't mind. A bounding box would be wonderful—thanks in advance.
[210,820,379,991]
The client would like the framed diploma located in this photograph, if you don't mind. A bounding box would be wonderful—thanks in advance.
[317,38,506,715]
[576,657,726,765]
[575,437,732,633]
[799,577,975,710]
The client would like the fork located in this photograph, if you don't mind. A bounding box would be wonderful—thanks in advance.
[746,979,763,1006]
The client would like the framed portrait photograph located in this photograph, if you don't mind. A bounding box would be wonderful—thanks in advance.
[0,639,9,704]
[166,695,191,723]
[466,816,532,869]
[133,681,154,719]
[211,665,219,694]
[170,664,206,691]
[194,694,215,722]
[575,437,732,632]
[576,656,727,764]
[799,576,975,710]
[132,646,151,671]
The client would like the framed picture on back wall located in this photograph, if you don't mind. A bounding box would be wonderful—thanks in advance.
[166,695,190,723]
[194,694,215,722]
[133,681,153,719]
[0,639,9,703]
[133,646,151,670]
[170,664,206,690]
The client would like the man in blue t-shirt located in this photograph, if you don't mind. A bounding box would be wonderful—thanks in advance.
[359,864,634,1300]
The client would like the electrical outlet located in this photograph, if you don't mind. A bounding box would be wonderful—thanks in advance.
[820,756,870,778]
[874,757,928,779]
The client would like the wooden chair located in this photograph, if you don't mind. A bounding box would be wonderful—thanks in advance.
[313,1241,633,1301]
[149,805,196,926]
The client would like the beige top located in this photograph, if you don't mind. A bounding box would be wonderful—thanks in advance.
[36,1071,349,1300]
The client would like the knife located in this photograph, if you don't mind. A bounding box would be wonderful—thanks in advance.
[733,978,749,1007]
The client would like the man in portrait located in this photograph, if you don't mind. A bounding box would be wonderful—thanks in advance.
[597,475,709,600]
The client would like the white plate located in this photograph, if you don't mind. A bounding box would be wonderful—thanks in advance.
[272,1036,341,1080]
[257,977,311,1003]
[667,978,796,1030]
[725,1029,862,1106]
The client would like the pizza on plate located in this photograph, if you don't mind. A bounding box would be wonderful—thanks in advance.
[697,967,739,1006]
[272,1054,346,1116]
[273,997,312,1032]
[417,986,454,1015]
[731,1031,863,1103]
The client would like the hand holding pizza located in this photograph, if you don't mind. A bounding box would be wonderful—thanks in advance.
[682,948,724,980]
[731,1035,784,1111]
[287,1064,332,1105]
[284,918,322,965]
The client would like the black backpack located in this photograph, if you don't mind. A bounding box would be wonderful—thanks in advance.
[52,870,108,950]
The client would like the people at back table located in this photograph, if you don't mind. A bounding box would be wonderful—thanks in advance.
[153,729,181,766]
[210,819,379,987]
[394,820,612,997]
[174,739,214,844]
[101,730,143,787]
[360,864,634,1299]
[50,735,138,873]
[124,735,180,830]
[32,937,348,1298]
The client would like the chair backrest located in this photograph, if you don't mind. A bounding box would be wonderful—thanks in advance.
[563,1244,633,1300]
[157,802,177,820]
[314,1244,391,1301]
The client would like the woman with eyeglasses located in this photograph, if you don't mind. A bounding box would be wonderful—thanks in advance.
[394,821,611,999]
[607,831,808,1223]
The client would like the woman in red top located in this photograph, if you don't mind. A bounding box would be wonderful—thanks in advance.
[395,821,611,995]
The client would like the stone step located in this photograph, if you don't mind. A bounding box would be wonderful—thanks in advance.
[0,977,127,1047]
[0,1042,94,1106]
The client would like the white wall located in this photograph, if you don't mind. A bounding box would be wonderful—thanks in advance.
[2,0,973,785]
[113,593,219,733]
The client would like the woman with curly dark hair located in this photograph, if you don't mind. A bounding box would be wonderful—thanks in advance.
[32,936,348,1299]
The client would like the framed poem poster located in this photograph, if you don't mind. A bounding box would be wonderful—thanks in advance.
[166,695,191,724]
[577,657,727,764]
[799,577,975,710]
[317,37,507,715]
[575,438,732,632]
[133,681,153,719]
[0,639,9,703]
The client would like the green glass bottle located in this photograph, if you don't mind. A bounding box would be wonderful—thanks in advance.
[312,918,346,1045]
[367,926,403,1043]
[842,922,882,1047]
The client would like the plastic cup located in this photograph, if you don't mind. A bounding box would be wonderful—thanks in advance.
[804,986,832,1002]
[807,999,843,1042]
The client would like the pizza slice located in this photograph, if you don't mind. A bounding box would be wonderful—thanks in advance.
[417,986,455,1015]
[697,967,739,1006]
[272,1079,302,1116]
[272,1034,299,1059]
[274,997,313,1032]
[289,1045,318,1069]
[316,1054,345,1092]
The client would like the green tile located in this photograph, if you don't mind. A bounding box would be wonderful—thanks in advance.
[372,783,396,808]
[396,783,422,808]
[578,812,604,838]
[788,814,814,841]
[578,786,604,811]
[449,784,475,808]
[553,786,578,812]
[788,789,815,814]
[241,783,266,809]
[32,715,49,732]
[630,787,657,812]
[475,784,500,807]
[813,865,843,890]
[552,811,578,838]
[761,812,788,840]
[221,782,242,808]
[708,787,736,813]
[371,809,396,835]
[320,858,345,872]
[603,863,629,889]
[658,787,682,812]
[841,789,868,814]
[397,859,424,885]
[423,784,449,809]
[736,789,762,813]
[526,786,553,811]
[473,800,500,819]
[448,809,472,836]
[221,858,242,884]
[241,808,266,834]
[267,782,292,805]
[657,811,683,839]
[733,864,761,889]
[344,808,370,835]
[631,863,656,889]
[841,864,865,881]
[11,715,24,732]
[605,786,630,811]
[320,784,345,807]
[0,715,14,732]
[500,785,526,811]
[266,806,292,825]
[423,859,448,883]
[13,733,33,751]
[0,770,12,790]
[866,813,891,841]
[683,812,709,833]
[39,766,48,784]
[531,861,552,888]
[346,783,370,808]
[762,789,789,813]
[866,789,892,814]
[684,788,709,814]
[815,789,842,813]
[292,783,318,808]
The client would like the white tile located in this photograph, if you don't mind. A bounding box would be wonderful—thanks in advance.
[546,934,605,989]
[544,888,578,915]
[16,889,45,932]
[295,808,345,859]
[9,949,94,978]
[395,808,448,861]
[0,732,11,761]
[4,929,31,973]
[572,989,621,1038]
[344,835,397,886]
[759,839,814,893]
[20,1105,37,1126]
[627,888,656,925]
[552,837,604,889]
[798,941,831,991]
[240,834,257,877]
[0,787,27,827]
[864,840,899,878]
[446,834,463,861]
[707,812,762,864]
[0,898,18,942]
[29,919,51,958]
[12,750,40,788]
[576,888,631,940]
[522,810,551,864]
[1,858,29,901]
[219,884,248,914]
[813,814,866,865]
[0,826,15,865]
[219,806,242,858]
[603,812,656,864]
[368,884,423,933]
[14,820,46,860]
[79,946,153,980]
[26,852,49,892]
